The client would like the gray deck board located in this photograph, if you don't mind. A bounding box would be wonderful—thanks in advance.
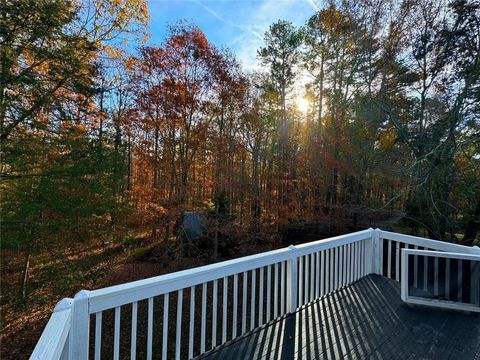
[198,274,480,360]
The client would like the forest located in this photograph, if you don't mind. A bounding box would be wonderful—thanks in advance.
[1,0,479,357]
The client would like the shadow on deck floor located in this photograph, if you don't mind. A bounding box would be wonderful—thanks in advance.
[198,274,480,360]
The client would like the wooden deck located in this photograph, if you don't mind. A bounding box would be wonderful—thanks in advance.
[198,274,480,360]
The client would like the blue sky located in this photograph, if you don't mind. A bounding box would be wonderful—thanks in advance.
[146,0,320,69]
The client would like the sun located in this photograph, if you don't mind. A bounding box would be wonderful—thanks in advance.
[296,96,310,114]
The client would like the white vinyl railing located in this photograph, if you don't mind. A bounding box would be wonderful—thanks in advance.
[375,229,480,283]
[401,249,480,313]
[30,298,72,360]
[29,228,480,360]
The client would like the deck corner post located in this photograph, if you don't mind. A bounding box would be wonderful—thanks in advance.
[372,228,382,275]
[69,290,90,360]
[286,245,298,313]
[366,228,374,274]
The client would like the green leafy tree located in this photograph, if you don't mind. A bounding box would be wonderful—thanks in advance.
[258,20,301,217]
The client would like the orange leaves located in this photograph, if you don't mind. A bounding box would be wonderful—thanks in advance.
[125,21,250,212]
[86,0,150,59]
[127,202,167,228]
[378,129,397,151]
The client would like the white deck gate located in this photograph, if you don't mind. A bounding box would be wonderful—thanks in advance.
[29,228,480,360]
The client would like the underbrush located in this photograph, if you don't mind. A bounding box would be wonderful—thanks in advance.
[0,238,140,359]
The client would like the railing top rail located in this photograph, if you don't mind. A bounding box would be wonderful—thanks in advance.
[401,248,480,261]
[29,298,72,360]
[378,230,480,254]
[294,228,373,256]
[88,228,373,313]
[89,246,290,312]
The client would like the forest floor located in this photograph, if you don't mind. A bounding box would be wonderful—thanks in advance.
[0,235,279,360]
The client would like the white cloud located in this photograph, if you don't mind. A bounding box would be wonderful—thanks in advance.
[196,1,263,40]
[238,0,315,69]
[195,0,316,70]
[307,0,321,11]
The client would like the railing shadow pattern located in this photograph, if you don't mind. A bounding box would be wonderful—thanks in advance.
[201,275,480,360]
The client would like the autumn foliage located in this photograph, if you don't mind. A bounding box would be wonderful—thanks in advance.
[1,0,479,296]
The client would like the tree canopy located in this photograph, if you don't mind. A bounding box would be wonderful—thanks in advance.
[1,0,479,263]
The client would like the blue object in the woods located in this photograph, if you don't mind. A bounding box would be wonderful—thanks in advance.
[178,211,206,241]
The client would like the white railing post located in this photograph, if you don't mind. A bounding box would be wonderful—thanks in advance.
[372,228,382,274]
[69,290,90,359]
[365,228,374,274]
[400,249,409,302]
[286,245,298,313]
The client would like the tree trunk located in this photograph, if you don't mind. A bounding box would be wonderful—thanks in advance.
[22,252,30,299]
[153,127,159,189]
